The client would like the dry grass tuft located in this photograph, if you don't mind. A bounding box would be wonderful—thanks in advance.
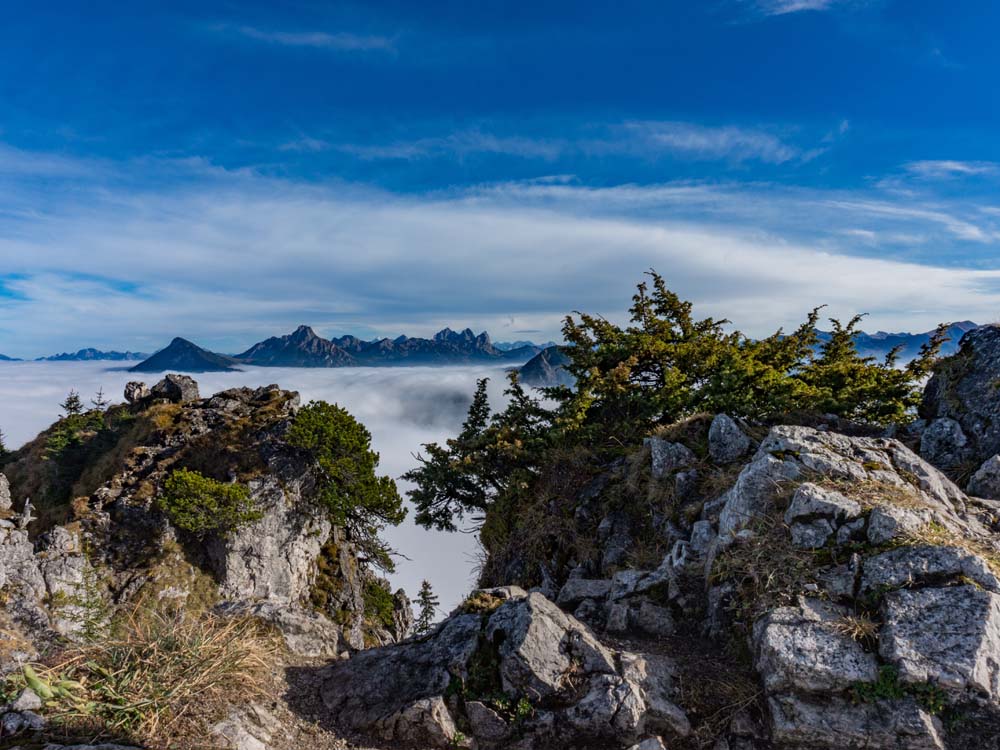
[710,514,821,627]
[8,609,281,748]
[457,590,508,615]
[832,613,879,643]
[815,477,933,512]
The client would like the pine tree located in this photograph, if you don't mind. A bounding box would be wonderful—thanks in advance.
[414,580,440,635]
[0,427,7,457]
[61,390,84,417]
[91,387,110,411]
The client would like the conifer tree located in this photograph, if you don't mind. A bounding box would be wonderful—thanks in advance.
[91,387,110,411]
[414,580,440,635]
[61,390,84,417]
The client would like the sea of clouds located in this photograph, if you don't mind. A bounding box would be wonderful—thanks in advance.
[0,361,518,613]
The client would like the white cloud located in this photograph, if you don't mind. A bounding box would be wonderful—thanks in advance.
[904,160,999,179]
[0,146,999,359]
[229,25,395,52]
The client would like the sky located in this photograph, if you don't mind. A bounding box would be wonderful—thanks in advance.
[2,0,1000,357]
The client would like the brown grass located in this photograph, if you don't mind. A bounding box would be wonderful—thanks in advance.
[13,609,281,748]
[814,477,933,512]
[709,514,821,627]
[832,613,879,643]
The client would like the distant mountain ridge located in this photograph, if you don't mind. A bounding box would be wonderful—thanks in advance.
[15,323,975,374]
[130,326,547,372]
[823,320,977,361]
[38,348,150,362]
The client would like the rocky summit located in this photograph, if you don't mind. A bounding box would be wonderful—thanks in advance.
[7,323,1000,749]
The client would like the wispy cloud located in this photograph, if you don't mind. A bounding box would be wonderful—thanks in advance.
[615,121,805,164]
[904,160,999,179]
[749,0,842,15]
[227,25,396,53]
[333,121,813,165]
[337,130,565,161]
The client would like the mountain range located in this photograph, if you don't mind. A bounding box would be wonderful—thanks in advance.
[37,348,150,362]
[0,322,981,373]
[129,325,545,373]
[821,320,977,361]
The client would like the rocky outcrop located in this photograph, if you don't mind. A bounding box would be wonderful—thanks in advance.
[0,379,407,675]
[921,324,1000,471]
[320,589,689,749]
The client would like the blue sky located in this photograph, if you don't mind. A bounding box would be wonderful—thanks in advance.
[2,0,1000,356]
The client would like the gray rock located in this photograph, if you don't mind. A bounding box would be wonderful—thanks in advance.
[968,455,1000,499]
[150,373,200,402]
[920,417,971,469]
[860,545,1000,596]
[123,381,150,404]
[644,437,696,479]
[209,474,332,604]
[880,585,1000,700]
[634,599,675,637]
[321,593,687,748]
[1,710,26,735]
[217,601,340,658]
[768,693,944,749]
[0,473,10,514]
[754,600,877,693]
[709,414,751,464]
[375,696,460,746]
[11,687,42,711]
[556,578,612,608]
[921,325,1000,467]
[488,593,617,700]
[789,518,835,549]
[836,517,866,544]
[866,505,931,545]
[210,705,276,750]
[466,701,510,742]
[784,483,862,526]
[598,512,633,572]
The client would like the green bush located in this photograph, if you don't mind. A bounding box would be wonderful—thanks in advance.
[288,401,406,570]
[363,580,396,630]
[158,469,260,537]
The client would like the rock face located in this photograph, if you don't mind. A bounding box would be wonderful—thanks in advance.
[922,324,1000,470]
[0,379,407,676]
[321,589,689,749]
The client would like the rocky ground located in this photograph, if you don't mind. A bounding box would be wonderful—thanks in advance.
[4,326,1000,749]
